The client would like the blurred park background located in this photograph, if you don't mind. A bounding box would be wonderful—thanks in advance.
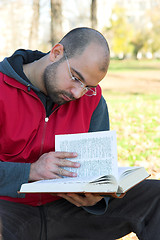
[0,0,159,239]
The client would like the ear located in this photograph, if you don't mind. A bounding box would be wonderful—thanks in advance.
[49,44,64,62]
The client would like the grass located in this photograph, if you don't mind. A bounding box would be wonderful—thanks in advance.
[101,59,160,240]
[102,91,160,240]
[108,59,160,72]
[102,90,160,172]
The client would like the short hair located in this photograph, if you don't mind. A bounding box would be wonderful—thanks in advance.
[59,27,110,72]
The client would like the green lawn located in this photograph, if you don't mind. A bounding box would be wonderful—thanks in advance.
[102,90,160,173]
[102,60,160,239]
[109,59,160,72]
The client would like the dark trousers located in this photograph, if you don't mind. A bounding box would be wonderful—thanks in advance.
[0,179,160,240]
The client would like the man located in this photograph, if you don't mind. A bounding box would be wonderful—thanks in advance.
[0,27,160,240]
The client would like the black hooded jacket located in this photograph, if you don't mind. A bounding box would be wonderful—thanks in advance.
[0,49,110,215]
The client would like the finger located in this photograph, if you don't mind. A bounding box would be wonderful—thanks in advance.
[56,167,77,177]
[42,171,62,180]
[66,193,103,206]
[58,193,89,207]
[57,158,80,168]
[57,193,82,207]
[66,193,92,206]
[54,151,78,159]
[84,193,103,203]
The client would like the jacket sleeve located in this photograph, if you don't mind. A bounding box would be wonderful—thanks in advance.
[83,95,111,215]
[89,95,110,132]
[0,162,30,198]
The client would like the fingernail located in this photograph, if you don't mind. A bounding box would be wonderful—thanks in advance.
[75,163,80,167]
[72,172,77,177]
[73,152,78,156]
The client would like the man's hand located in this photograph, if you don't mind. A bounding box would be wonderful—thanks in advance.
[57,193,103,207]
[29,151,80,181]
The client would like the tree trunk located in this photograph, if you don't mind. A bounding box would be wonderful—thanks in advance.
[50,0,62,45]
[29,0,40,49]
[91,0,97,29]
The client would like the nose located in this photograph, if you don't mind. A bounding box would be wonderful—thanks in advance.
[70,87,84,99]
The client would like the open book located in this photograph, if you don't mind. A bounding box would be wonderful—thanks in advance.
[19,131,150,197]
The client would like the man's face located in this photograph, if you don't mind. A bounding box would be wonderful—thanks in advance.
[43,58,76,105]
[43,44,108,105]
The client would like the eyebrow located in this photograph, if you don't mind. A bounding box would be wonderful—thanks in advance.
[71,67,97,88]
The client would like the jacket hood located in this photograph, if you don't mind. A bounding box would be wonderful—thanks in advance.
[0,49,47,92]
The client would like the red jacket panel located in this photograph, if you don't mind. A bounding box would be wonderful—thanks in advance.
[0,73,102,206]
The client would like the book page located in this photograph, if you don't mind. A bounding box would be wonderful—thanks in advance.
[117,166,149,193]
[118,166,142,179]
[55,130,118,179]
[118,167,135,178]
[29,176,98,185]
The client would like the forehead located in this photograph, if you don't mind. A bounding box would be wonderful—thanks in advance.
[70,44,108,86]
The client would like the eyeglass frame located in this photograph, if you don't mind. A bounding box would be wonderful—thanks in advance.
[63,51,97,96]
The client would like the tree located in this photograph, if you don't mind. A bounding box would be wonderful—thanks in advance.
[130,4,160,58]
[0,0,33,57]
[146,5,160,54]
[104,5,133,58]
[50,0,62,45]
[130,31,148,58]
[90,0,97,29]
[29,0,40,49]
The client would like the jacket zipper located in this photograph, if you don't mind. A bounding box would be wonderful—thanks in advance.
[39,105,60,157]
[39,117,49,156]
[38,111,59,205]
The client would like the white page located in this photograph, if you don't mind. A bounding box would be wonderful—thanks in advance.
[118,166,139,179]
[55,130,118,179]
[29,176,97,185]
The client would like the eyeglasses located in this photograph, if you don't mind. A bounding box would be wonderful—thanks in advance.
[64,52,97,96]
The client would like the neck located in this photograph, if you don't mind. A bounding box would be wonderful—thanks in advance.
[23,55,49,94]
